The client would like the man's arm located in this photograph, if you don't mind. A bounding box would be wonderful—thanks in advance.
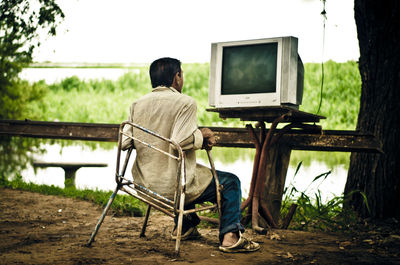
[199,127,216,150]
[121,105,134,150]
[179,129,203,151]
[171,97,208,151]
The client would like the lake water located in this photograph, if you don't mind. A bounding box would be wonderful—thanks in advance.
[21,144,348,203]
[19,67,349,202]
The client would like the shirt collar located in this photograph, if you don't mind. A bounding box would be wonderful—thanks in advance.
[152,86,179,93]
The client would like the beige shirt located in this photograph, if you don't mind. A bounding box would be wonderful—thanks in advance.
[121,86,213,204]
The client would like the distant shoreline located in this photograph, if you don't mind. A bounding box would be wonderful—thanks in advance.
[28,62,150,69]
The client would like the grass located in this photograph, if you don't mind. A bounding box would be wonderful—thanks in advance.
[27,61,361,129]
[0,166,365,232]
[0,175,146,217]
[301,60,361,130]
[24,61,361,167]
[280,162,368,231]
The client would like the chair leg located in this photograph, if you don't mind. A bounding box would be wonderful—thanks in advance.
[140,205,151,237]
[174,211,183,255]
[87,186,119,246]
[174,193,186,255]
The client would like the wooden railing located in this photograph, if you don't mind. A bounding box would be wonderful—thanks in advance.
[0,119,382,153]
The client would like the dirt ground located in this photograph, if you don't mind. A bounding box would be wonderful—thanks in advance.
[1,188,399,265]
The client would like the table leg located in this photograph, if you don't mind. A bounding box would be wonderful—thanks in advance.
[240,113,291,232]
[62,166,80,188]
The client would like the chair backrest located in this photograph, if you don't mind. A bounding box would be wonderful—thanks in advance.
[116,121,188,216]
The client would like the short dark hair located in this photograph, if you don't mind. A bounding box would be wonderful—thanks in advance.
[149,57,181,88]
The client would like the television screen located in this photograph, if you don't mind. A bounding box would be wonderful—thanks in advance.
[209,36,303,109]
[221,43,278,95]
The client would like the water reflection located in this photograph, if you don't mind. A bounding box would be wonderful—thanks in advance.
[22,144,347,203]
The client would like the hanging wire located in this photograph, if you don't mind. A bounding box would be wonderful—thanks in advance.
[317,0,327,115]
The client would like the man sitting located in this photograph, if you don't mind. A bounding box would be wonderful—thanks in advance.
[122,57,259,253]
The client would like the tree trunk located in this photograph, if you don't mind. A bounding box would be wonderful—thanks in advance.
[344,0,400,219]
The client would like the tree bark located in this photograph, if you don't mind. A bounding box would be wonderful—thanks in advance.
[345,0,400,219]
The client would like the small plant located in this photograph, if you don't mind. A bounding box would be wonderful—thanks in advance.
[281,162,368,231]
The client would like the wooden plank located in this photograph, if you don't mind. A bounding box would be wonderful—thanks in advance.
[207,106,326,123]
[0,119,119,142]
[0,120,382,152]
[212,127,382,153]
[33,161,108,168]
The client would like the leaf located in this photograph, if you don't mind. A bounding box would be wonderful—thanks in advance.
[359,191,371,214]
[390,235,400,240]
[339,241,352,247]
[286,252,294,259]
[363,239,374,245]
[270,232,281,241]
[294,161,303,178]
[312,170,331,183]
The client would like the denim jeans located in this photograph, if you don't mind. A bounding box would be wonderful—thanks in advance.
[174,170,245,243]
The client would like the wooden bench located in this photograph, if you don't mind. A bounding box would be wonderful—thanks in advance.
[33,161,108,188]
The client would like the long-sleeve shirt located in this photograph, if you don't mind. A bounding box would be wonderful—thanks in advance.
[121,86,213,203]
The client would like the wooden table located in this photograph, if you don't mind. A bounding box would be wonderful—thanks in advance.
[33,161,108,188]
[207,106,325,232]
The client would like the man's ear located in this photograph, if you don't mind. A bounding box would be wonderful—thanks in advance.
[175,71,181,80]
[175,72,182,85]
[172,72,180,89]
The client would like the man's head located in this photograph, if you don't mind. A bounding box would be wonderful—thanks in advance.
[149,57,183,92]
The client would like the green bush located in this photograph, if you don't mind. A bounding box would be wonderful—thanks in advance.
[21,61,362,164]
[301,60,361,130]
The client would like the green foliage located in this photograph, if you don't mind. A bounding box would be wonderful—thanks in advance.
[30,64,239,126]
[0,136,45,179]
[0,0,64,180]
[24,61,361,165]
[0,175,145,217]
[301,60,361,130]
[0,60,362,176]
[37,69,150,124]
[0,0,64,88]
[26,61,361,130]
[0,79,48,119]
[291,61,362,167]
[290,150,351,169]
[281,162,368,231]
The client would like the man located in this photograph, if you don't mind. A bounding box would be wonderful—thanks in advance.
[122,57,259,253]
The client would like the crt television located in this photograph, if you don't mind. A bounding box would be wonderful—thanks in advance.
[209,36,304,109]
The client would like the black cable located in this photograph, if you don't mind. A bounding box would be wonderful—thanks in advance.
[317,0,327,115]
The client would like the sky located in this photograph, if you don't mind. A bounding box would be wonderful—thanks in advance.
[33,0,359,64]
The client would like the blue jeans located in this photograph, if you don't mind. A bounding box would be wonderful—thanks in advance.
[174,170,245,243]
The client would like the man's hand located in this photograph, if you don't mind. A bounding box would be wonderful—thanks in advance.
[200,128,216,150]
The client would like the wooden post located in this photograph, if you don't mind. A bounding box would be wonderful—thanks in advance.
[63,167,77,188]
[262,143,292,224]
[32,162,107,189]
